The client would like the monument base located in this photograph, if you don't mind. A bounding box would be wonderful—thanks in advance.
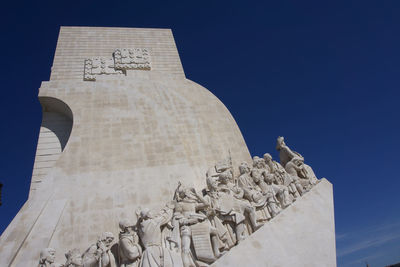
[212,178,337,267]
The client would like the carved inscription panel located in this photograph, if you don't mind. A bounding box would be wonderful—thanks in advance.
[114,48,151,70]
[84,58,124,81]
[83,48,151,81]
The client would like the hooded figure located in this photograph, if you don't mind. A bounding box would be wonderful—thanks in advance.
[119,219,142,267]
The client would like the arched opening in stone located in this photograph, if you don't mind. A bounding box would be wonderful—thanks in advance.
[38,97,73,151]
[29,97,73,196]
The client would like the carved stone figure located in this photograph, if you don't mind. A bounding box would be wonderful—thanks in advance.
[285,156,317,191]
[264,187,281,218]
[38,248,57,267]
[285,158,306,196]
[296,161,318,187]
[276,136,303,168]
[35,139,323,267]
[206,156,234,185]
[82,232,116,267]
[65,249,83,267]
[173,183,221,266]
[263,153,287,185]
[119,219,142,267]
[262,154,293,208]
[205,172,262,244]
[236,161,271,221]
[250,158,269,186]
[237,162,264,203]
[216,171,245,200]
[250,171,281,217]
[276,136,318,189]
[273,183,292,209]
[263,153,302,199]
[137,204,178,267]
[202,176,236,248]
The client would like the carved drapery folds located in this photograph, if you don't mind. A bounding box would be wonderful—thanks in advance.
[83,48,151,81]
[39,137,319,267]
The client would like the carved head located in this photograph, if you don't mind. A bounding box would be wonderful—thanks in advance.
[252,173,260,183]
[39,248,56,264]
[292,156,304,166]
[218,171,232,184]
[99,232,115,247]
[140,208,153,219]
[263,153,272,163]
[265,175,274,185]
[206,176,219,192]
[119,219,133,232]
[65,248,83,267]
[238,162,250,175]
[253,158,266,169]
[276,136,285,150]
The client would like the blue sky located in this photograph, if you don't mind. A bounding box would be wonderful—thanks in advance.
[1,1,399,266]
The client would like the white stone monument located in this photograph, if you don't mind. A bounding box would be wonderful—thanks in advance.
[0,27,336,267]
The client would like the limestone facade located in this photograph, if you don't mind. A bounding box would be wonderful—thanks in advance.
[0,27,251,266]
[0,27,336,267]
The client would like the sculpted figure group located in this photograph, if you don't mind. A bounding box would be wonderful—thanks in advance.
[39,137,319,267]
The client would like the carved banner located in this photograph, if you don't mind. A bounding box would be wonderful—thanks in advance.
[190,221,215,263]
[83,48,151,81]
